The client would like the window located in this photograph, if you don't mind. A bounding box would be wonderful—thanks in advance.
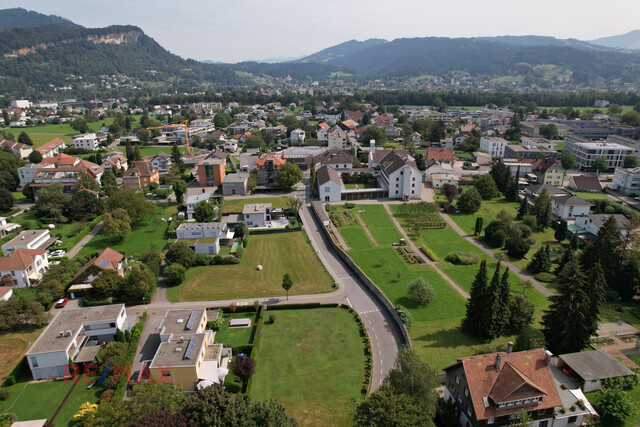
[464,387,469,397]
[396,184,399,188]
[30,356,38,367]
[455,375,460,384]
[538,409,546,416]
[396,177,399,182]
[325,187,330,192]
[539,421,548,427]
[567,416,577,424]
[487,418,494,424]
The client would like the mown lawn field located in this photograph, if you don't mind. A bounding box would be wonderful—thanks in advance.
[223,197,292,214]
[252,308,367,426]
[166,231,333,302]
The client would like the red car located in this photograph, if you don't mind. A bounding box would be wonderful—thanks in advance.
[55,298,68,308]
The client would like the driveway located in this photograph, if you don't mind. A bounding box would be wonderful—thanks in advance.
[66,221,104,259]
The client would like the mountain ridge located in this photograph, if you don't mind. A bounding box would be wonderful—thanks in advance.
[0,7,82,29]
[590,30,640,50]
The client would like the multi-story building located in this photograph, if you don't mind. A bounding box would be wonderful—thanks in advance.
[611,167,640,196]
[101,152,128,172]
[256,153,286,186]
[0,138,32,158]
[328,127,348,151]
[444,348,562,427]
[0,217,19,237]
[504,144,558,160]
[0,248,49,288]
[26,154,104,197]
[2,229,55,255]
[320,150,353,169]
[369,142,421,200]
[480,137,508,158]
[197,158,226,187]
[221,173,249,196]
[606,135,640,158]
[563,134,636,171]
[185,192,212,221]
[122,161,159,189]
[290,129,306,143]
[521,122,571,138]
[176,222,233,254]
[35,138,66,158]
[72,133,99,150]
[146,152,172,173]
[530,158,565,186]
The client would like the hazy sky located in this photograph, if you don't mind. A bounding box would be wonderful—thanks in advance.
[3,0,640,63]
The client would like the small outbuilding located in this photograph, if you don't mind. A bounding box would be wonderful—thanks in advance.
[557,350,635,392]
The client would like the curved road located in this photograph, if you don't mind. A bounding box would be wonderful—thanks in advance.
[146,178,403,391]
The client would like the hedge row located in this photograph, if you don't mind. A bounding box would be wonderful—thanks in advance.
[58,216,102,252]
[2,356,30,386]
[112,311,147,399]
[341,304,373,394]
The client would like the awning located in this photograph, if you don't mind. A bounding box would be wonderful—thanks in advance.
[198,360,219,382]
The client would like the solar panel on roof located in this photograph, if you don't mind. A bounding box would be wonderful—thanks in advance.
[98,259,111,269]
[186,311,197,330]
[185,336,197,359]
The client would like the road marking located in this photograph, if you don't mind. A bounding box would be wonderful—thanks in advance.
[345,297,352,307]
[371,327,375,332]
[360,309,379,314]
[379,350,382,356]
[374,334,378,340]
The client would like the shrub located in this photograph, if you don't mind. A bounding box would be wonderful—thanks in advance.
[99,389,114,402]
[522,215,537,229]
[165,263,186,286]
[0,390,8,401]
[504,235,532,258]
[490,230,507,248]
[420,246,438,262]
[395,305,413,331]
[344,202,355,209]
[535,272,555,283]
[194,253,209,266]
[445,252,479,265]
[269,314,276,324]
[407,278,436,306]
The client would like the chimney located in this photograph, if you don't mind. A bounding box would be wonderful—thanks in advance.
[368,140,375,165]
[545,350,553,366]
[507,342,514,353]
[495,354,502,371]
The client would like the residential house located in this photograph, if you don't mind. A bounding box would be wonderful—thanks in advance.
[290,129,306,143]
[410,132,421,142]
[611,167,640,195]
[186,192,212,221]
[317,123,330,142]
[221,173,249,196]
[372,114,394,127]
[454,134,469,146]
[563,134,636,171]
[146,152,172,173]
[439,138,454,149]
[256,153,286,186]
[122,161,159,189]
[197,158,226,187]
[0,139,32,158]
[574,214,630,243]
[338,119,359,131]
[2,229,56,256]
[0,248,49,288]
[18,163,46,189]
[568,175,602,193]
[317,166,343,202]
[502,161,533,178]
[531,158,565,187]
[0,216,20,237]
[328,127,348,151]
[35,138,66,158]
[148,309,228,391]
[71,133,99,150]
[551,195,592,219]
[0,286,12,301]
[443,348,562,427]
[525,184,568,201]
[28,154,104,197]
[425,159,454,180]
[431,174,459,189]
[504,145,558,160]
[242,203,272,227]
[428,148,455,165]
[68,248,125,298]
[101,152,128,172]
[480,137,508,158]
[26,305,128,380]
[369,143,421,200]
[556,350,634,392]
[320,150,353,170]
[176,222,233,255]
[522,137,557,151]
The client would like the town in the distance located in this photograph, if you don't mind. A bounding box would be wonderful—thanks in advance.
[1,8,640,427]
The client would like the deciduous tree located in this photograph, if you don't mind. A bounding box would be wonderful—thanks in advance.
[28,150,42,164]
[193,200,216,222]
[559,152,576,170]
[232,355,256,391]
[407,277,436,306]
[276,162,303,190]
[282,273,293,300]
[474,174,499,199]
[457,187,482,213]
[102,208,131,241]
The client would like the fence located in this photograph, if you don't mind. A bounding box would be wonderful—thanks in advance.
[310,202,412,348]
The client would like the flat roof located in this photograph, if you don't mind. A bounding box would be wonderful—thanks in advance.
[27,304,125,355]
[560,350,634,381]
[159,308,206,337]
[579,142,635,150]
[223,173,249,183]
[3,229,49,248]
[151,333,207,367]
[243,203,271,214]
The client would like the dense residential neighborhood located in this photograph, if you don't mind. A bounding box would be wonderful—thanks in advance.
[0,7,640,427]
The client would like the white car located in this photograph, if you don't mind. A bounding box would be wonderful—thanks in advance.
[49,250,66,258]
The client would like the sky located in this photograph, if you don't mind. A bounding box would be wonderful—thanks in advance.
[2,0,640,63]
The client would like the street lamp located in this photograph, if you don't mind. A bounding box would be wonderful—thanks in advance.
[142,296,146,310]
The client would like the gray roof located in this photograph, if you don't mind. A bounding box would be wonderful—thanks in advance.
[27,304,125,355]
[186,192,211,205]
[553,194,593,207]
[223,173,249,183]
[2,230,50,248]
[584,214,630,230]
[321,150,352,165]
[176,222,228,232]
[243,203,272,214]
[379,150,418,176]
[317,165,341,186]
[560,350,634,381]
[150,333,207,367]
[159,308,206,336]
[527,184,567,195]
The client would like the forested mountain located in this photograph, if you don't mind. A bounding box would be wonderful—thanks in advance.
[590,30,640,50]
[0,8,82,29]
[477,35,613,51]
[232,61,351,81]
[295,39,388,64]
[295,36,640,83]
[0,23,245,95]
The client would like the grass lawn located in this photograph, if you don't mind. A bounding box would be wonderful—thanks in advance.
[223,197,292,214]
[356,204,403,245]
[213,312,257,347]
[77,204,177,258]
[52,377,105,427]
[344,183,378,189]
[0,327,43,383]
[113,145,192,158]
[11,192,26,202]
[570,191,611,201]
[252,308,367,426]
[17,118,121,147]
[166,232,332,302]
[339,226,374,250]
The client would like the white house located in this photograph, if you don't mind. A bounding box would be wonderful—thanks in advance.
[328,127,348,151]
[317,166,343,202]
[0,248,49,288]
[431,173,459,189]
[71,133,99,150]
[0,217,20,237]
[551,195,592,219]
[290,129,306,143]
[26,305,127,380]
[320,150,353,170]
[0,286,12,301]
[146,152,172,173]
[101,152,128,172]
[369,142,421,200]
[186,192,212,221]
[176,222,234,255]
[574,214,630,238]
[611,167,640,196]
[479,136,508,158]
[242,203,272,227]
[317,123,330,142]
[2,229,55,256]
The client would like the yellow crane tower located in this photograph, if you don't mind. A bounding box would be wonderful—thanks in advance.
[146,120,191,155]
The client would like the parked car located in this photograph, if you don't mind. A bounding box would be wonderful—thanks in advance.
[55,298,68,308]
[128,363,151,390]
[49,250,66,258]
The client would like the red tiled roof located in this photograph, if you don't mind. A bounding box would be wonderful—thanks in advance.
[256,153,286,169]
[0,248,46,271]
[317,122,330,130]
[124,161,157,178]
[36,138,65,155]
[93,248,124,270]
[40,153,78,166]
[427,148,454,163]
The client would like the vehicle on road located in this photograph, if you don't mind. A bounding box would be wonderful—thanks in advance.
[55,298,68,308]
[49,250,66,258]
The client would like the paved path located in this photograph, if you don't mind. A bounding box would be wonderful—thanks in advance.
[355,211,378,246]
[440,213,555,298]
[383,204,470,300]
[66,221,104,259]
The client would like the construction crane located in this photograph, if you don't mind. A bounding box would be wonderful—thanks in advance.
[146,120,191,155]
